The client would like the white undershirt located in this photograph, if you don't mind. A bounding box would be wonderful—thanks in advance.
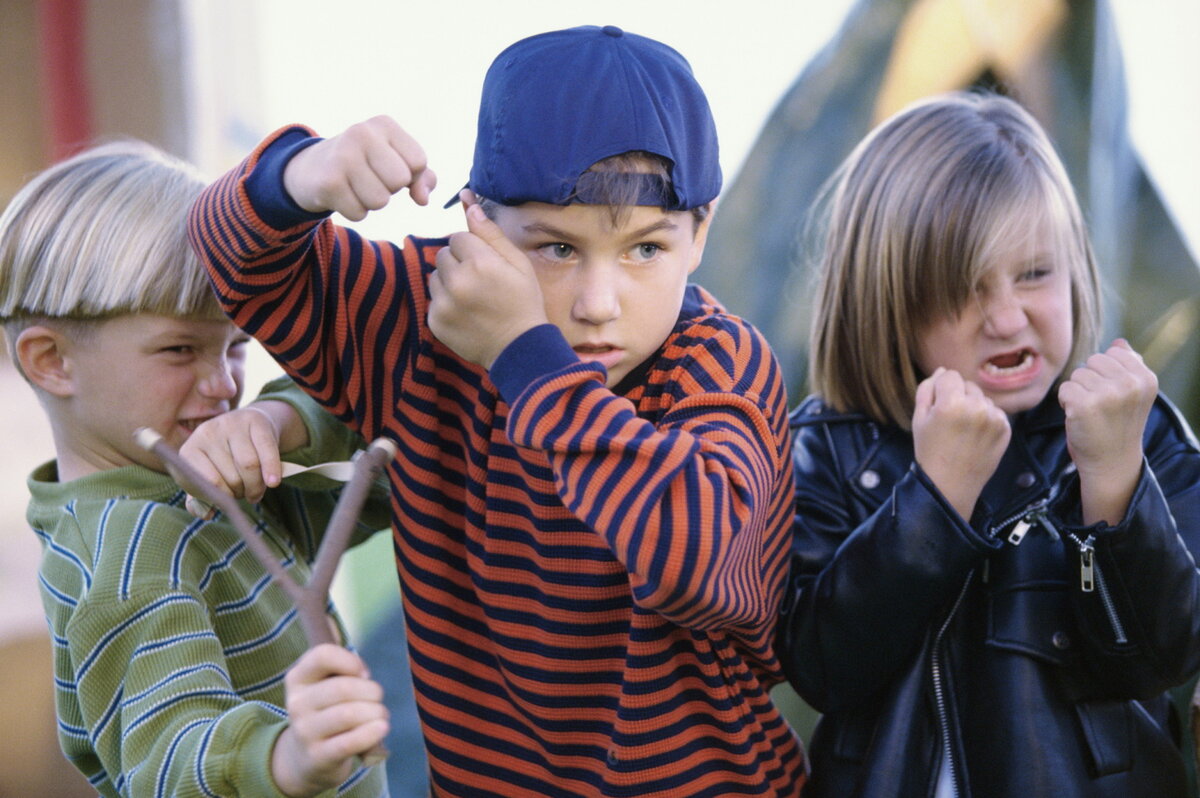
[933,753,956,798]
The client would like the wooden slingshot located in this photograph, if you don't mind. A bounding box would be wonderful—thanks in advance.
[135,427,396,762]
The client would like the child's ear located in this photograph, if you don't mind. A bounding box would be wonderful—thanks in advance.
[15,325,75,397]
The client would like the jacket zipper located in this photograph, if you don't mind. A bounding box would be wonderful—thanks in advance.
[930,501,1044,796]
[1067,533,1129,644]
[931,489,1084,792]
[1000,498,1055,545]
[1000,500,1127,644]
[932,573,973,798]
[935,497,1056,795]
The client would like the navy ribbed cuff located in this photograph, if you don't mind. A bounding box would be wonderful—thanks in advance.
[245,129,327,230]
[489,324,581,404]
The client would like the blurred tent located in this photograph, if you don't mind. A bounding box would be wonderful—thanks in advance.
[699,0,1200,425]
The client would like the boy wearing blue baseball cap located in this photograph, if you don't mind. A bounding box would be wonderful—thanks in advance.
[190,25,806,796]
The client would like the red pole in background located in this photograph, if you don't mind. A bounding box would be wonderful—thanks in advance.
[37,0,93,163]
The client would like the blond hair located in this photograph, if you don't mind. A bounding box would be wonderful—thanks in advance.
[0,140,222,341]
[808,91,1101,427]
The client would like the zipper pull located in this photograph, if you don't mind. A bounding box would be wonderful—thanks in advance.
[1007,501,1051,545]
[1079,541,1095,592]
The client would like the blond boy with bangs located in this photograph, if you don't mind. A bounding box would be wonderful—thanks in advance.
[0,140,391,798]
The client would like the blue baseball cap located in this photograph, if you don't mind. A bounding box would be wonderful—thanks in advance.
[450,25,721,211]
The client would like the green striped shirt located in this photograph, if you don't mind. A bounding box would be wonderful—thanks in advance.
[29,379,391,797]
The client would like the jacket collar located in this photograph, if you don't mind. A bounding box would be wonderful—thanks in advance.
[1011,389,1067,434]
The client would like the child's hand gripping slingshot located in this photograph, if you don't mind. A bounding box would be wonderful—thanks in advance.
[135,427,396,764]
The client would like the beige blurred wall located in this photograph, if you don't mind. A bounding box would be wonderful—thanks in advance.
[0,0,193,205]
[0,2,44,202]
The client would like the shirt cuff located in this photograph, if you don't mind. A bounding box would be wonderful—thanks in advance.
[245,129,328,230]
[488,324,581,405]
[228,713,297,798]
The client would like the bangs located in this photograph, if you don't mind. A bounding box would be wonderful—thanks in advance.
[969,172,1100,367]
[569,151,674,228]
[480,150,709,232]
[0,141,220,322]
[909,139,1034,324]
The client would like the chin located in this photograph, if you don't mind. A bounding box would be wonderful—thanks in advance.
[995,390,1051,415]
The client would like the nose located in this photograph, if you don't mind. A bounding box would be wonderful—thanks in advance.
[980,287,1028,339]
[571,261,621,325]
[197,355,239,401]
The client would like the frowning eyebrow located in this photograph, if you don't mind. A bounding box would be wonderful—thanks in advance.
[145,329,204,345]
[520,218,680,239]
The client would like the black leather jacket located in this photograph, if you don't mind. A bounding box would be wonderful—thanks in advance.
[779,392,1200,798]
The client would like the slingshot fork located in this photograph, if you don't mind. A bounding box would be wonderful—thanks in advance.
[135,427,396,763]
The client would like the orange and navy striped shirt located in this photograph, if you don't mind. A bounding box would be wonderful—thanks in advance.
[189,126,805,797]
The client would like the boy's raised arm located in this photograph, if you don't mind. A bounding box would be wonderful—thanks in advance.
[486,311,792,638]
[188,121,438,442]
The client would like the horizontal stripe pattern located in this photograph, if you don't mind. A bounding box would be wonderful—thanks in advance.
[30,409,388,796]
[188,125,806,796]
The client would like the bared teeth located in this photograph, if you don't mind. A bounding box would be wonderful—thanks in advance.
[985,349,1032,374]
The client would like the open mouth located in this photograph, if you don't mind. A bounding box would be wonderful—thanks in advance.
[983,348,1035,376]
[573,343,624,374]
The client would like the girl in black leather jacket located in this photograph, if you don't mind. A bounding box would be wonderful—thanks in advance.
[779,91,1200,798]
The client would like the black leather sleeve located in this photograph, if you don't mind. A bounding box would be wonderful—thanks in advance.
[778,402,1001,712]
[1062,397,1200,698]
